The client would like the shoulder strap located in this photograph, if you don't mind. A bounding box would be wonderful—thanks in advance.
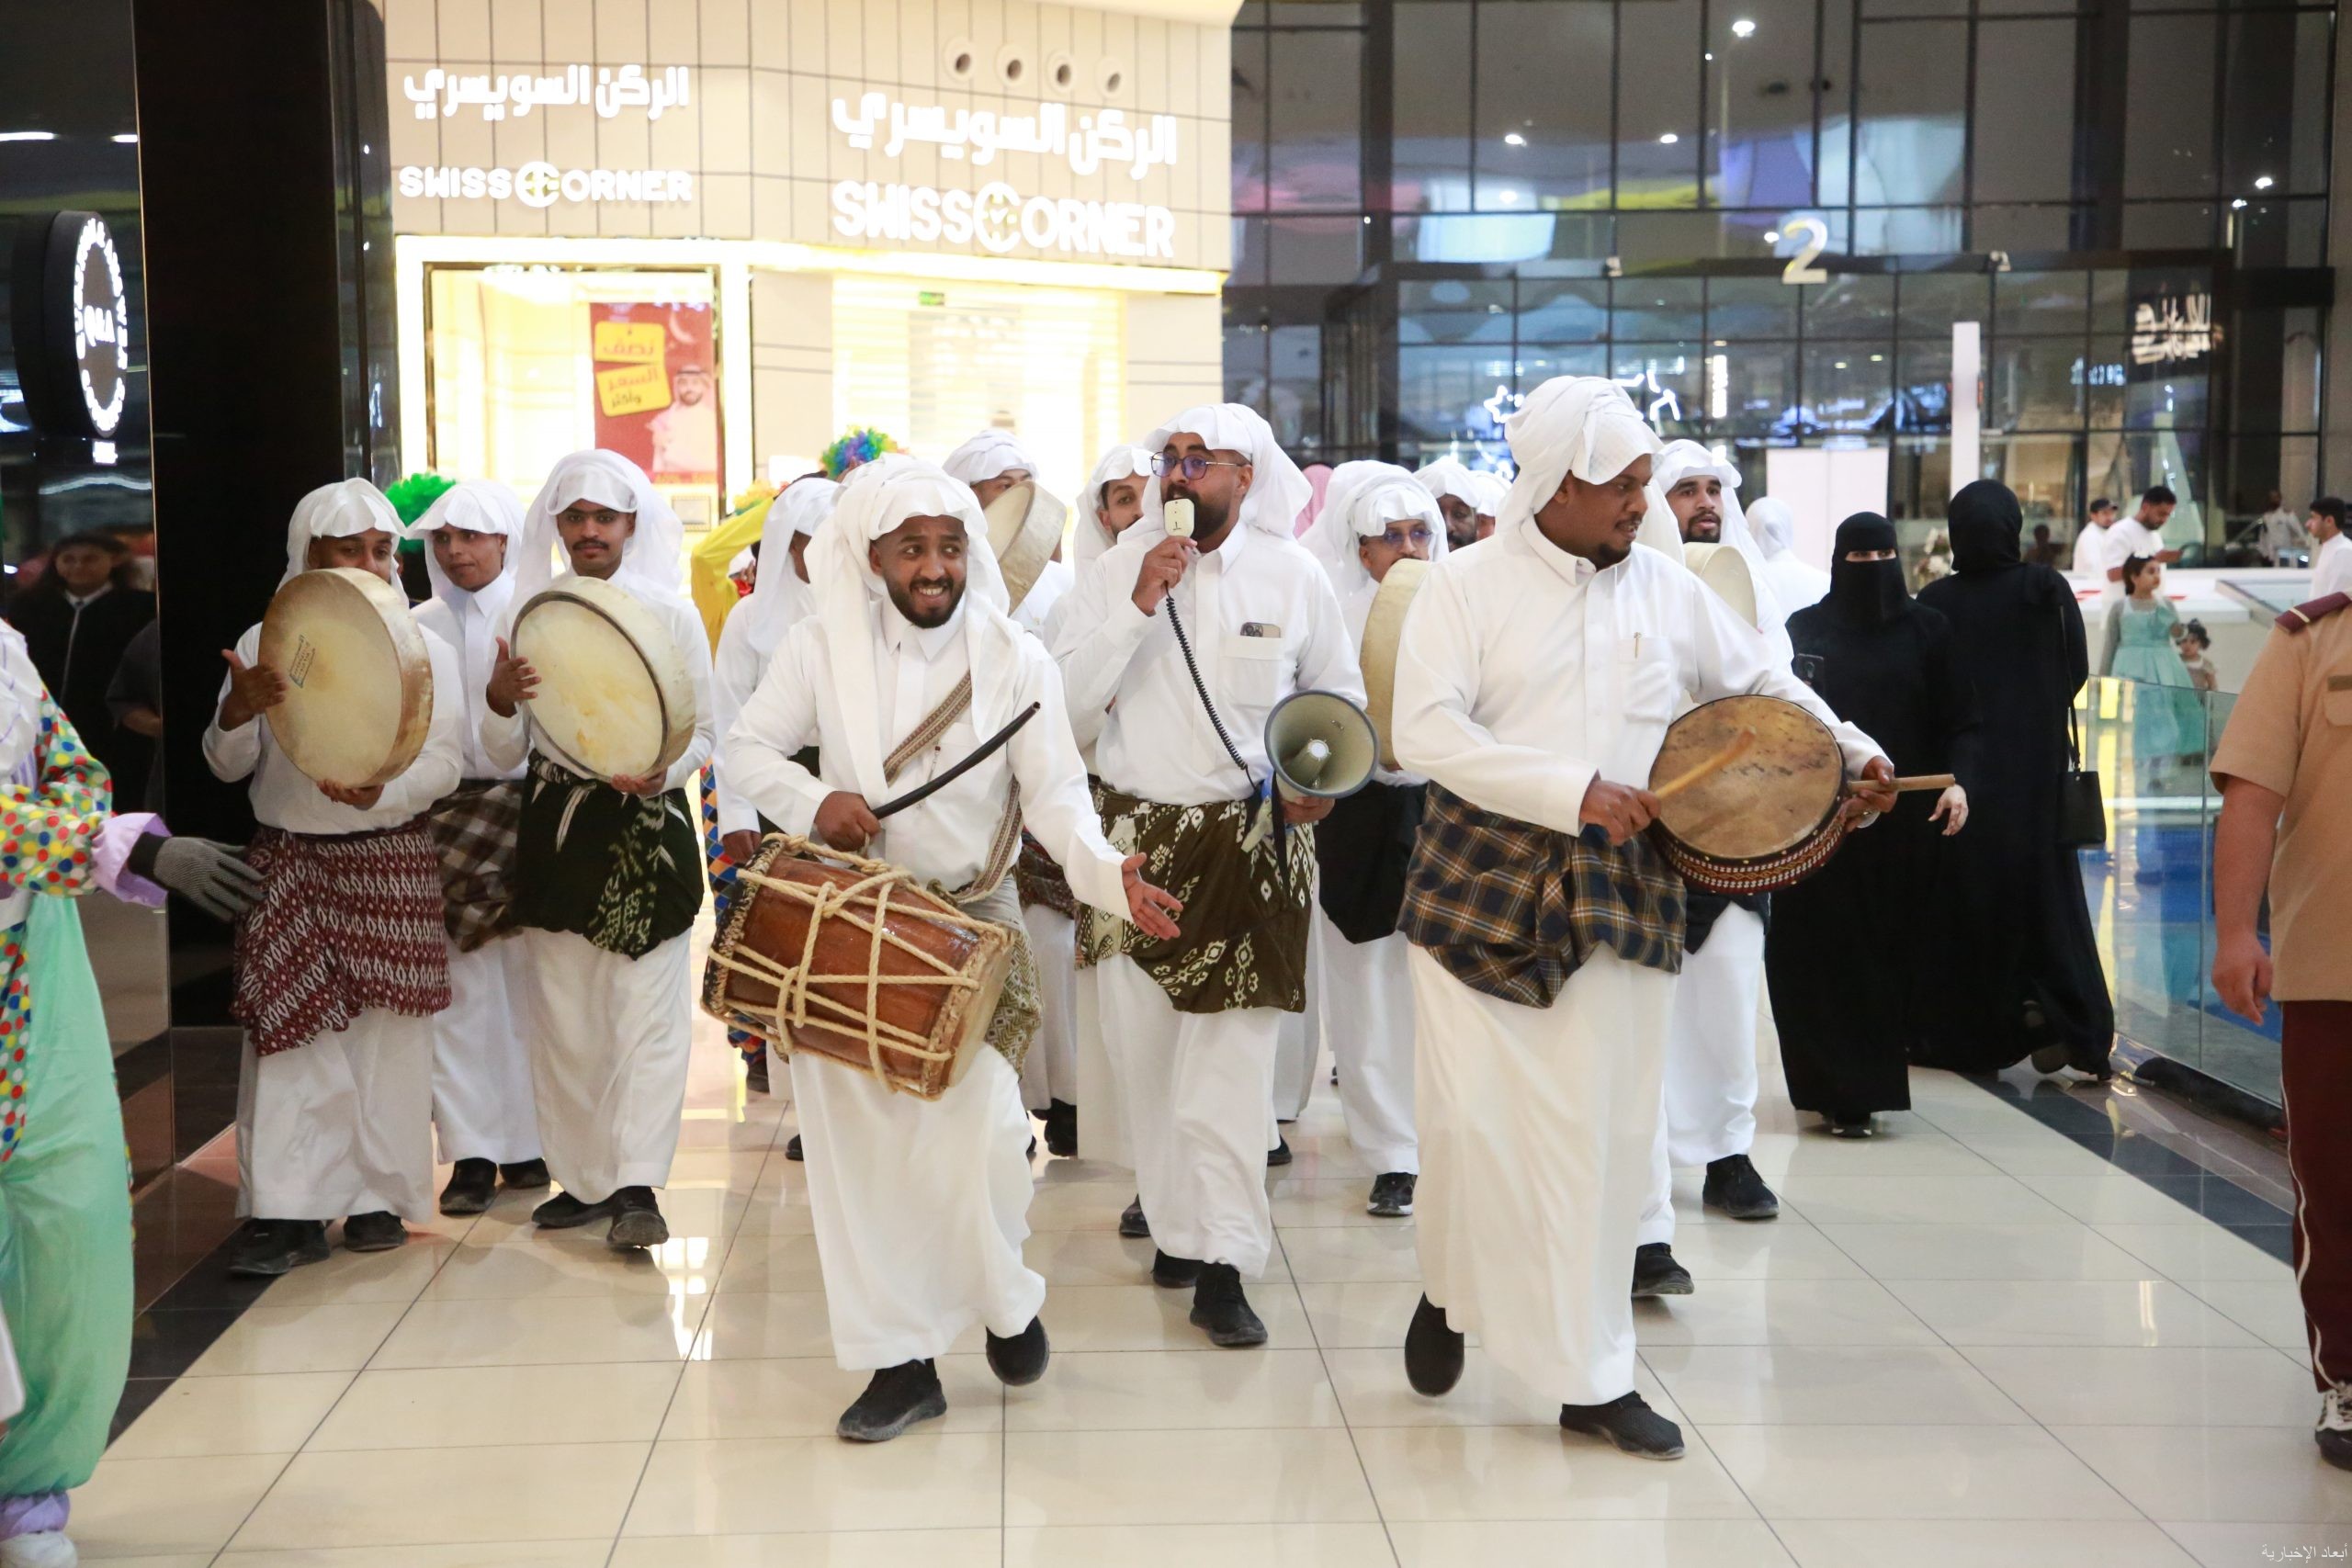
[883,672,974,783]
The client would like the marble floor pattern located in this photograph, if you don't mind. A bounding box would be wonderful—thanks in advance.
[76,1002,2350,1568]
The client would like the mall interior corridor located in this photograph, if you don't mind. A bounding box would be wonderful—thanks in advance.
[74,931,2335,1568]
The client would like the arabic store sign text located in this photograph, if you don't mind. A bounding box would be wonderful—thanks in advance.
[830,93,1179,180]
[403,64,689,121]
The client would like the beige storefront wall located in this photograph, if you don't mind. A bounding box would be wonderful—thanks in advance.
[384,0,1234,507]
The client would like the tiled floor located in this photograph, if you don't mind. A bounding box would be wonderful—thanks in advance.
[78,1010,2351,1566]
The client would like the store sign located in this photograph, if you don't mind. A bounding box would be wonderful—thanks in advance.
[830,181,1175,259]
[7,209,129,442]
[402,63,690,121]
[2131,290,2217,367]
[831,93,1178,179]
[394,163,695,207]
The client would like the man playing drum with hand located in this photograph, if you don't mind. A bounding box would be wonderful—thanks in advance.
[207,479,465,1276]
[723,454,1181,1442]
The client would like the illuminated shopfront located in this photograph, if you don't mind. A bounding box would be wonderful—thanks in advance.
[386,0,1237,521]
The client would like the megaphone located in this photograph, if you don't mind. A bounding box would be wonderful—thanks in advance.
[1265,690,1377,806]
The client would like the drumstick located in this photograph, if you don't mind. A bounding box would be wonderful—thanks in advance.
[1653,728,1757,801]
[1842,773,1958,795]
[871,703,1044,820]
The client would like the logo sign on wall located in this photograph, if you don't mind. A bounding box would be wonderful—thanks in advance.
[9,209,130,444]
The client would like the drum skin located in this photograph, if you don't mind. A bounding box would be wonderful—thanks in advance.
[1360,558,1430,772]
[1649,694,1847,893]
[985,479,1066,615]
[258,568,435,788]
[705,840,1013,1100]
[513,576,697,783]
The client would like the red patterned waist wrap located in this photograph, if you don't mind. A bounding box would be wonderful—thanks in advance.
[232,820,452,1056]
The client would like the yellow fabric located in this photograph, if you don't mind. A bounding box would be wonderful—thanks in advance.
[688,496,774,650]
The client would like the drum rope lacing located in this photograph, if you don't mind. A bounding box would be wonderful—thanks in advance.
[707,838,991,1094]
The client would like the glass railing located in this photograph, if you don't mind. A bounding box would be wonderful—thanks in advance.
[2073,673,2281,1109]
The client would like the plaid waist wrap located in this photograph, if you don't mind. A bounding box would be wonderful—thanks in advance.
[233,822,453,1055]
[426,778,523,951]
[1397,784,1685,1007]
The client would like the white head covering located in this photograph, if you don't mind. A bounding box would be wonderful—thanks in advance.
[1495,378,1665,553]
[740,477,839,660]
[1647,439,1793,646]
[1305,460,1447,600]
[1747,496,1833,613]
[410,479,525,604]
[1412,456,1485,510]
[1463,468,1510,519]
[278,478,403,589]
[1135,403,1312,543]
[806,454,1023,803]
[514,450,687,606]
[942,430,1040,489]
[1749,495,1796,558]
[1074,443,1154,574]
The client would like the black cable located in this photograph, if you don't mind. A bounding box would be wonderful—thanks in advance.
[1163,594,1253,784]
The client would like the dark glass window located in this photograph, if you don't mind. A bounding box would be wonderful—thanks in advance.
[1610,342,1707,439]
[1855,21,1968,206]
[1611,277,1704,340]
[1802,275,1895,339]
[1716,344,1800,433]
[1897,273,1989,340]
[1269,215,1367,283]
[1995,270,2088,338]
[1707,276,1799,341]
[1474,1,1614,210]
[1802,344,1895,434]
[2124,13,2217,198]
[1232,29,1270,212]
[1399,344,1517,446]
[1972,20,2077,205]
[1990,339,2087,431]
[1705,0,1818,211]
[1391,2,1473,211]
[1617,0,1703,208]
[1895,340,1953,432]
[1400,277,1515,344]
[1268,325,1325,455]
[1517,276,1611,343]
[1267,28,1363,209]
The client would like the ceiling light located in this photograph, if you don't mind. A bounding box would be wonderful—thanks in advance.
[1503,131,1525,147]
[2232,197,2248,209]
[0,131,56,142]
[1732,17,1757,37]
[2255,175,2275,190]
[112,133,138,144]
[1834,361,1849,370]
[1764,230,1781,243]
[1498,189,1518,204]
[1659,132,1679,145]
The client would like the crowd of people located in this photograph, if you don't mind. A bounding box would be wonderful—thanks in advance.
[6,373,2351,1564]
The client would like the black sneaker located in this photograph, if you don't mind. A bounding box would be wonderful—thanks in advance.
[2319,1386,2352,1472]
[986,1315,1051,1386]
[1632,1242,1694,1298]
[225,1218,330,1278]
[1367,1172,1417,1218]
[1702,1155,1780,1221]
[1118,1196,1149,1238]
[532,1190,621,1229]
[1266,1136,1293,1168]
[786,1133,805,1161]
[1152,1249,1203,1289]
[1403,1294,1464,1396]
[744,1050,771,1095]
[1043,1099,1078,1158]
[1559,1392,1685,1459]
[500,1158,551,1190]
[836,1359,947,1442]
[343,1211,407,1252]
[1190,1263,1268,1347]
[1826,1112,1875,1139]
[606,1187,669,1250]
[438,1158,498,1216]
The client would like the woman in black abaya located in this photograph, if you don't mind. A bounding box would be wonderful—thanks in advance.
[1768,513,1980,1135]
[1915,480,2116,1076]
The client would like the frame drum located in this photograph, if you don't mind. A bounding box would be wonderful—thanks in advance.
[512,575,697,783]
[1648,694,1849,894]
[1359,558,1430,772]
[985,479,1067,616]
[257,568,435,788]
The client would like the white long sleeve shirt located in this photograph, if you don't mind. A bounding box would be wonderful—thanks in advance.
[1393,531,1884,838]
[203,621,467,833]
[725,597,1130,917]
[709,608,771,836]
[1012,557,1075,638]
[413,577,519,782]
[481,573,717,794]
[1049,522,1366,806]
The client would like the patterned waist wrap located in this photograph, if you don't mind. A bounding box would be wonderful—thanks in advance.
[425,777,523,952]
[1397,783,1686,1007]
[1077,784,1315,1015]
[233,820,452,1056]
[945,874,1041,1074]
[511,754,702,960]
[1014,830,1078,921]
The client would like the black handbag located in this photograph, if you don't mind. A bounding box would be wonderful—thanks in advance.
[2057,587,2108,847]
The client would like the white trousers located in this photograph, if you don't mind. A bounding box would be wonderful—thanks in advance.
[430,937,543,1167]
[516,929,692,1204]
[1271,912,1323,1122]
[237,1009,435,1224]
[1070,963,1132,1168]
[1096,955,1280,1276]
[1017,905,1079,1111]
[1411,944,1673,1407]
[1315,911,1419,1175]
[793,1045,1043,1371]
[1637,905,1765,1247]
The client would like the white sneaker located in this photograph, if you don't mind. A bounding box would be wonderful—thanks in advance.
[0,1530,78,1568]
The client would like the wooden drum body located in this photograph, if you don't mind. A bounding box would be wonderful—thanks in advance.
[1648,694,1851,895]
[512,575,696,783]
[258,568,435,788]
[703,837,1014,1099]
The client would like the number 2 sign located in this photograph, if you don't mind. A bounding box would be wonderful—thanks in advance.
[1780,217,1830,286]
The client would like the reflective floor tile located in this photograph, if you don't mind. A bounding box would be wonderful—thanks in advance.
[1771,1518,2201,1568]
[607,1529,1003,1567]
[1005,1348,1343,1430]
[1631,1278,1939,1348]
[1883,1278,2262,1348]
[1961,1345,2318,1427]
[230,1442,651,1549]
[253,1239,453,1306]
[370,1293,709,1368]
[2187,1279,2313,1352]
[2051,1425,2352,1523]
[1007,1522,1397,1567]
[662,1354,1004,1438]
[1276,1224,1423,1283]
[1651,1222,1870,1281]
[1388,1519,1796,1567]
[307,1362,684,1450]
[1644,1345,2028,1426]
[1022,1281,1315,1353]
[1813,1223,2160,1281]
[623,1436,1004,1534]
[1772,1175,2073,1227]
[1269,1177,1414,1228]
[1703,1425,2139,1520]
[186,1303,409,1378]
[214,1545,614,1566]
[693,1291,843,1359]
[1022,1180,1146,1233]
[65,1452,289,1558]
[712,1232,826,1292]
[1351,1423,1756,1521]
[2161,1521,2352,1568]
[421,1230,728,1300]
[107,1371,352,1460]
[2094,1224,2295,1282]
[1022,1227,1158,1286]
[1004,1427,1376,1526]
[1295,1280,1433,1348]
[1325,1347,1680,1429]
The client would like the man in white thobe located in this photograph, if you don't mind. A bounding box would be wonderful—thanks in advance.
[1390,378,1892,1457]
[1052,403,1363,1346]
[1414,455,1499,552]
[483,451,717,1252]
[207,480,466,1276]
[1629,442,1793,1304]
[724,455,1180,1440]
[1301,462,1445,1216]
[2310,496,2350,597]
[1748,495,1830,613]
[407,480,548,1216]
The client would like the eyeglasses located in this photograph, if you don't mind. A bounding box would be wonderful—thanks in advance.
[1374,525,1435,548]
[1151,454,1247,481]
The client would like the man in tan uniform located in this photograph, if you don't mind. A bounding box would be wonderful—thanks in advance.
[2210,587,2352,1472]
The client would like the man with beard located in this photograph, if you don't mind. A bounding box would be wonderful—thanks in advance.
[1051,405,1363,1347]
[723,455,1181,1440]
[1413,456,1496,552]
[1388,378,1891,1457]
